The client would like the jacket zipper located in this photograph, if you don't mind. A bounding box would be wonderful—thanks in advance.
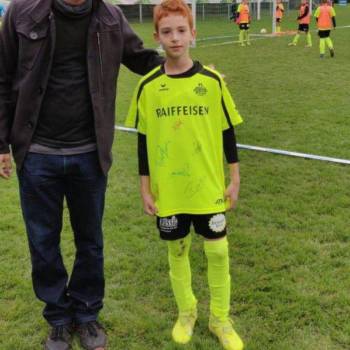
[97,32,104,96]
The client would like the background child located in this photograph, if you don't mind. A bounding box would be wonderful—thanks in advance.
[288,0,312,47]
[314,0,336,58]
[276,0,285,33]
[236,0,251,46]
[125,1,244,349]
[230,0,238,21]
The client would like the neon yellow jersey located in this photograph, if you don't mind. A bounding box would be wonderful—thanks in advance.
[125,62,243,217]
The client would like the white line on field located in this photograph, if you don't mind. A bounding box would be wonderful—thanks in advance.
[196,24,350,48]
[197,33,272,42]
[115,125,350,165]
[197,36,273,48]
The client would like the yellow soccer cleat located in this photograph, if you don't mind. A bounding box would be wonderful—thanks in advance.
[209,316,244,350]
[172,308,198,344]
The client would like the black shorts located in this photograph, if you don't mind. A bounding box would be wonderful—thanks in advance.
[318,30,331,38]
[298,24,309,32]
[157,213,227,241]
[276,18,282,24]
[239,23,250,30]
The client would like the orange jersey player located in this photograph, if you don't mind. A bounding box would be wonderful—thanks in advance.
[288,0,312,47]
[315,0,336,58]
[276,0,285,33]
[236,0,251,46]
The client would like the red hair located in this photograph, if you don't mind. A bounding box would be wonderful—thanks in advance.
[153,0,194,32]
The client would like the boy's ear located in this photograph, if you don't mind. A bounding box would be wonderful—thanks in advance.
[192,28,197,39]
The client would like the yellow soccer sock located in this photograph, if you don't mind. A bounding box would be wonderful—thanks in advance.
[239,30,244,45]
[292,33,300,45]
[168,235,197,313]
[204,237,231,321]
[320,38,326,55]
[306,32,312,46]
[244,30,250,44]
[325,37,334,49]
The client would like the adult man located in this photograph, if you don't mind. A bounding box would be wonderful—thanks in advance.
[0,0,162,349]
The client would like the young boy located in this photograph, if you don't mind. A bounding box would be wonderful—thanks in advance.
[276,0,285,33]
[125,1,244,349]
[288,0,312,47]
[236,0,251,46]
[314,0,336,58]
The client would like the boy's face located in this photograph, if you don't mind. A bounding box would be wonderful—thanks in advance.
[154,14,195,60]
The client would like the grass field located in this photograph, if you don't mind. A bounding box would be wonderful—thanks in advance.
[1,5,350,350]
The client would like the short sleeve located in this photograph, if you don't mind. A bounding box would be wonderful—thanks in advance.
[220,77,243,130]
[314,7,320,17]
[125,82,147,135]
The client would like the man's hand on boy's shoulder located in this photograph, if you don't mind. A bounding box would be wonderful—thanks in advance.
[207,64,226,79]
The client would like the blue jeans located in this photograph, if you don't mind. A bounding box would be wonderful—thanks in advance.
[17,152,107,326]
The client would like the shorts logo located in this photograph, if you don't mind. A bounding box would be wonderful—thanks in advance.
[194,83,207,96]
[159,216,178,232]
[208,214,226,233]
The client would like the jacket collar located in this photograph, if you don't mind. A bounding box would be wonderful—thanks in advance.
[27,0,115,25]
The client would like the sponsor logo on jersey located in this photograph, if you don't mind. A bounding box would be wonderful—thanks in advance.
[155,105,209,118]
[194,83,207,96]
[208,214,226,233]
[159,216,178,232]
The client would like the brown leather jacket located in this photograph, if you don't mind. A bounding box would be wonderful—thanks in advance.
[0,0,162,174]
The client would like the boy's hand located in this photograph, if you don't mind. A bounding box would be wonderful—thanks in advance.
[224,181,240,210]
[0,153,12,179]
[142,192,158,216]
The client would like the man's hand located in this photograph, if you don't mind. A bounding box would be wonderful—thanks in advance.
[0,153,12,179]
[224,181,240,210]
[141,191,158,216]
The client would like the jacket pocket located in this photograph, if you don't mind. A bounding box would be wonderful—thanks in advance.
[99,23,120,33]
[16,27,48,70]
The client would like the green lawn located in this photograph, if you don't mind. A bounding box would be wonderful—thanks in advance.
[1,5,350,350]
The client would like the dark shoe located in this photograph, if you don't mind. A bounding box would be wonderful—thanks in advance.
[77,321,107,350]
[44,325,73,350]
[330,48,335,57]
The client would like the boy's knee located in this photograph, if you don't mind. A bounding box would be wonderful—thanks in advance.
[204,237,229,260]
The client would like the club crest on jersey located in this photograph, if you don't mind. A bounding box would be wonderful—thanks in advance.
[208,214,226,233]
[159,216,178,231]
[159,83,169,92]
[194,83,207,96]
